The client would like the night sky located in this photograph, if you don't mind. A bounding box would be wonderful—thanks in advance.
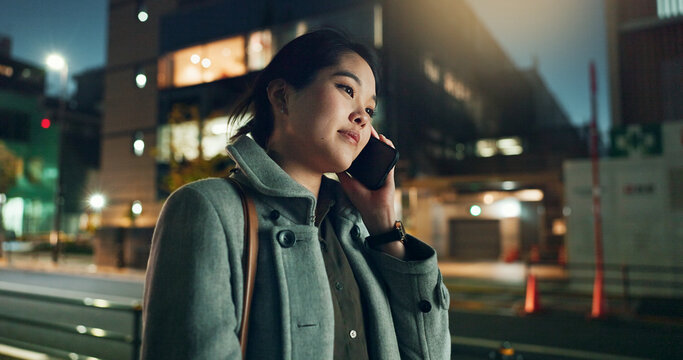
[0,0,609,134]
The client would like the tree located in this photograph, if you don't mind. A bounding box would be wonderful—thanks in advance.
[0,141,19,258]
[160,104,235,194]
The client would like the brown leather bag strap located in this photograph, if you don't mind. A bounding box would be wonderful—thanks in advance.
[226,176,259,358]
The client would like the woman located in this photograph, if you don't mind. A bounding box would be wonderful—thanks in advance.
[141,29,450,359]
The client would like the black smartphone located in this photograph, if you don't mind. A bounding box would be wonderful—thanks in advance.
[346,136,399,190]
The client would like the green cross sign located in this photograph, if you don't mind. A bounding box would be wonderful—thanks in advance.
[610,124,662,157]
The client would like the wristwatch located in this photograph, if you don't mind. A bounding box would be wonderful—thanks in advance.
[367,220,406,248]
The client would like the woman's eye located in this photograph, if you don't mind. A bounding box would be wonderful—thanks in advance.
[365,108,375,117]
[337,84,354,97]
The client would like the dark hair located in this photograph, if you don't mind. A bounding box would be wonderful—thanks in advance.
[228,28,381,147]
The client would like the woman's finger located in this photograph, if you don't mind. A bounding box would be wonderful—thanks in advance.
[370,124,380,139]
[379,134,396,149]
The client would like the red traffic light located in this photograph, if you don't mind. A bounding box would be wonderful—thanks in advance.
[41,118,51,128]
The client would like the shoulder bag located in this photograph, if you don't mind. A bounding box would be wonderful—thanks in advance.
[226,177,259,358]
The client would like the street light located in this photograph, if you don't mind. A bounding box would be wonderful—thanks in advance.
[46,54,65,71]
[88,194,106,211]
[45,53,69,263]
[46,53,69,100]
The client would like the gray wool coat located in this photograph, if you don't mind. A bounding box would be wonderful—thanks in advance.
[141,135,451,359]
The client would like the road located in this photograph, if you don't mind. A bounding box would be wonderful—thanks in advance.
[0,269,143,360]
[0,269,681,360]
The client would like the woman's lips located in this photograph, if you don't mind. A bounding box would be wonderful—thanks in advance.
[339,130,360,144]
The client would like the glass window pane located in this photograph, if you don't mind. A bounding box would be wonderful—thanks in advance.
[247,30,273,71]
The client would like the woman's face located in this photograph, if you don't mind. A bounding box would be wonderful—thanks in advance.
[273,52,376,174]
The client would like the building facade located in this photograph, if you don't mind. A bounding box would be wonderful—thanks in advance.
[102,0,583,267]
[0,46,56,242]
[606,0,683,126]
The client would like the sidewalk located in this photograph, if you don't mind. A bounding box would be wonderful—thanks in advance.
[0,252,146,282]
[1,252,680,324]
[1,252,564,284]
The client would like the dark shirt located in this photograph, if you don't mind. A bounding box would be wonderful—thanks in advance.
[315,188,369,360]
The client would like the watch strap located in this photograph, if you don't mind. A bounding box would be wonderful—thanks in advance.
[366,221,406,248]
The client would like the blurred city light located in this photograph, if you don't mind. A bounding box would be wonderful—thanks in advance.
[476,139,497,157]
[88,193,106,211]
[190,54,200,64]
[131,200,143,216]
[499,198,521,218]
[137,7,149,22]
[502,181,515,190]
[497,137,524,156]
[515,189,544,202]
[469,205,482,217]
[135,72,147,88]
[201,58,211,68]
[45,53,66,71]
[133,139,145,156]
[133,131,145,156]
[41,118,51,129]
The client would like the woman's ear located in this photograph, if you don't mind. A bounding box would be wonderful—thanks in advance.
[266,79,288,115]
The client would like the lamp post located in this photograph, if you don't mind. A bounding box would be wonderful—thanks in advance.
[46,53,68,264]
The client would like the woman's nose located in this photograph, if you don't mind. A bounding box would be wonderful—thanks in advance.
[350,111,369,127]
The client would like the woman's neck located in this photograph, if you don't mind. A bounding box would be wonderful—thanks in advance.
[267,149,322,198]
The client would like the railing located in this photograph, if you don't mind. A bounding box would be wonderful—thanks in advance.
[0,281,141,360]
[530,261,683,306]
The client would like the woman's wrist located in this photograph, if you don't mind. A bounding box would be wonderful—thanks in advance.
[364,208,396,235]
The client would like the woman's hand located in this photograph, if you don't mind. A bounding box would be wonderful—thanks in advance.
[337,127,406,259]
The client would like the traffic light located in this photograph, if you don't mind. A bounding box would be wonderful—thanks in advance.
[41,118,51,129]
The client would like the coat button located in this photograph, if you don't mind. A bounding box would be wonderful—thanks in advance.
[277,230,296,248]
[269,210,280,221]
[335,281,344,290]
[418,300,432,313]
[349,330,357,339]
[350,225,361,240]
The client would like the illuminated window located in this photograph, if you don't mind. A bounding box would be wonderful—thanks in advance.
[158,35,246,89]
[157,121,200,162]
[202,117,229,159]
[296,22,308,37]
[657,0,683,18]
[0,64,13,78]
[476,139,497,157]
[443,72,471,101]
[496,137,523,156]
[247,30,273,71]
[374,4,383,48]
[423,57,440,84]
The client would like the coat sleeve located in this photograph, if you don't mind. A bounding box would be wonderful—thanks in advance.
[365,235,451,360]
[141,185,242,359]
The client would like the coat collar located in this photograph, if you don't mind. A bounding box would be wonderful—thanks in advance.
[226,135,363,224]
[227,135,316,201]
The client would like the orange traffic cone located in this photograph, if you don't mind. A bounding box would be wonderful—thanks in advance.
[524,273,541,314]
[591,270,607,318]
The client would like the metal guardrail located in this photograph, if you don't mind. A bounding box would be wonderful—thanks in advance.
[0,282,141,360]
[530,261,683,308]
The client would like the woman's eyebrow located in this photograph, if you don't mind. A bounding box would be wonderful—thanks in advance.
[332,70,361,85]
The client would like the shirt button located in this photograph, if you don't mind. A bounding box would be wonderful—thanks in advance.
[418,300,432,313]
[349,330,357,339]
[269,210,280,221]
[335,281,344,290]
